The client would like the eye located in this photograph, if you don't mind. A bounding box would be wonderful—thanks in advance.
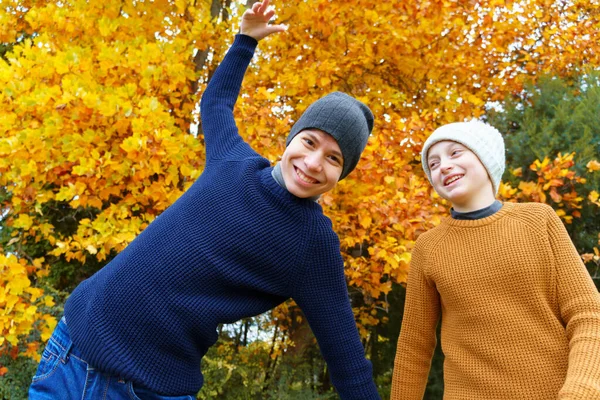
[328,155,342,166]
[451,149,462,156]
[429,160,439,169]
[303,138,315,147]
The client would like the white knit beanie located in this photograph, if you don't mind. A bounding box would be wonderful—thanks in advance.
[421,120,506,195]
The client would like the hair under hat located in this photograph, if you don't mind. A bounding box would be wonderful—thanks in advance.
[421,120,506,195]
[286,92,374,180]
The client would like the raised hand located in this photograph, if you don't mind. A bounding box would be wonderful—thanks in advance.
[240,0,287,41]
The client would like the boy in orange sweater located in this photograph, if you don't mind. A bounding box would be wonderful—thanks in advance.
[391,120,600,399]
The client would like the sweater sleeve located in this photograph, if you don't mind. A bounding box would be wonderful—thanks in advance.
[200,34,259,161]
[391,239,440,400]
[291,228,380,400]
[545,207,600,398]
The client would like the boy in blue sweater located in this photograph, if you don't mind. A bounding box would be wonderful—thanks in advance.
[28,1,380,399]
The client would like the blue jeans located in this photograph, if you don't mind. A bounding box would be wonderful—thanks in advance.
[29,317,196,400]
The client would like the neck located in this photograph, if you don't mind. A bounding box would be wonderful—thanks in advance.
[452,196,497,213]
[272,163,320,202]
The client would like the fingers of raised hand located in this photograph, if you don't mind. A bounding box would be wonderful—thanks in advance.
[254,0,276,20]
[264,8,276,21]
[257,0,269,14]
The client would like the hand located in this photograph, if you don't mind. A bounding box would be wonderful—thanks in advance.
[240,0,287,41]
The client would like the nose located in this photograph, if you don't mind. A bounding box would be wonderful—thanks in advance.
[440,160,453,174]
[304,152,323,172]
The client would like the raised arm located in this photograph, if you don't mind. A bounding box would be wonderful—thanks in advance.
[545,207,600,398]
[199,0,285,161]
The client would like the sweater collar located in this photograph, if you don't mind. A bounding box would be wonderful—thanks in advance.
[442,202,515,228]
[451,200,503,220]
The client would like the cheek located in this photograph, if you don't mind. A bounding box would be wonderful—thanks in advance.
[280,154,294,176]
[473,164,489,180]
[327,165,342,181]
[282,149,297,165]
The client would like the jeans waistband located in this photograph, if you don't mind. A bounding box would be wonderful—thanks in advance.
[52,316,86,363]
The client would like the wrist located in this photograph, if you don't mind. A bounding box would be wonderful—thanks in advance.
[236,33,259,45]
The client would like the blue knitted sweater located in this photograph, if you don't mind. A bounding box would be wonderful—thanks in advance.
[64,34,380,398]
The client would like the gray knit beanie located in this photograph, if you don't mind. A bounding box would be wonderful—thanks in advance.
[421,120,506,195]
[286,92,374,180]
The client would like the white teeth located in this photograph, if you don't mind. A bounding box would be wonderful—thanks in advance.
[445,175,463,186]
[296,168,317,184]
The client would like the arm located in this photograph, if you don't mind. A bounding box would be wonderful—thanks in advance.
[545,207,600,398]
[292,230,380,399]
[199,34,257,161]
[199,0,285,161]
[391,241,440,400]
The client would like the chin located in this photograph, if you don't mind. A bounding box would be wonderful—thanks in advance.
[445,193,468,206]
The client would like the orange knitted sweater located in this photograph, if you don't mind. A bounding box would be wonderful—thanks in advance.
[391,202,600,399]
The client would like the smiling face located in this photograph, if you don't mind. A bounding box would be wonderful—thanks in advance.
[280,129,344,198]
[427,140,496,212]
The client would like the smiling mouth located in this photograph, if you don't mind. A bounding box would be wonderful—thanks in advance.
[295,167,319,184]
[444,174,464,186]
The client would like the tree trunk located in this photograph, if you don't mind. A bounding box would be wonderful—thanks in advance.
[283,307,313,362]
[241,318,250,347]
[263,320,280,390]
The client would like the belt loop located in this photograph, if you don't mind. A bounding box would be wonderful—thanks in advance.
[60,339,74,364]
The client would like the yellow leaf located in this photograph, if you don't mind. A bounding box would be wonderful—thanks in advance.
[180,164,194,177]
[359,215,372,229]
[56,184,77,202]
[13,214,34,230]
[586,160,600,172]
[589,191,600,207]
[44,296,55,307]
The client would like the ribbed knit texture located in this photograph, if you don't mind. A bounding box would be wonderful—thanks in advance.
[421,121,506,195]
[391,202,600,399]
[64,34,379,398]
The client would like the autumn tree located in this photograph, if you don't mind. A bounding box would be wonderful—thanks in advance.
[0,0,226,378]
[2,0,600,396]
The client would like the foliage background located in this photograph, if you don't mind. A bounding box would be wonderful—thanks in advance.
[1,0,599,398]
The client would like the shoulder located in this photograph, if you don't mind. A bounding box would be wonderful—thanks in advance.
[293,210,344,269]
[505,202,556,225]
[412,223,449,259]
[308,211,339,247]
[510,201,553,214]
[495,202,571,245]
[290,211,345,293]
[208,152,271,170]
[416,220,450,245]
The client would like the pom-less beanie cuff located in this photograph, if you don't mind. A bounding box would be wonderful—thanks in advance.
[286,92,374,180]
[421,120,506,195]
